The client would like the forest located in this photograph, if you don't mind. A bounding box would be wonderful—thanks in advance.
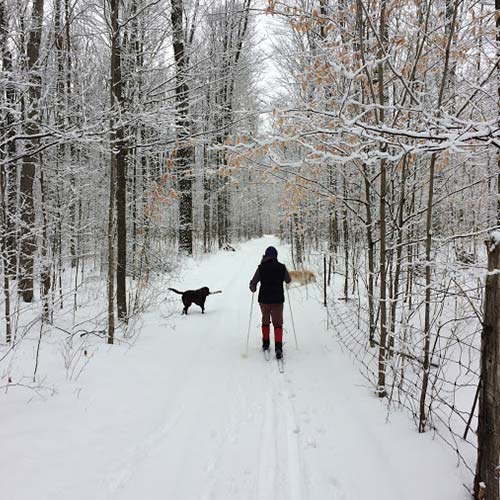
[1,0,500,498]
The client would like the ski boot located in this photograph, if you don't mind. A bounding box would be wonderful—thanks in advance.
[275,341,283,359]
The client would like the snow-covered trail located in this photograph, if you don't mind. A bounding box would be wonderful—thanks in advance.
[3,237,466,500]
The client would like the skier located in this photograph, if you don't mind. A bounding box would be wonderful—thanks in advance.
[249,246,291,359]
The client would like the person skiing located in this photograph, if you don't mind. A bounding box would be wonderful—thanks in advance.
[249,246,291,359]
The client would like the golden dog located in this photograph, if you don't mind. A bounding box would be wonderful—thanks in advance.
[288,269,316,286]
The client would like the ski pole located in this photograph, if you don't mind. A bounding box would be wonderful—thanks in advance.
[286,287,298,349]
[244,293,255,357]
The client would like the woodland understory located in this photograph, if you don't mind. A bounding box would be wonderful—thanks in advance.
[1,0,500,497]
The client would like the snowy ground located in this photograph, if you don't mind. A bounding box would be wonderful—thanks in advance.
[2,237,468,500]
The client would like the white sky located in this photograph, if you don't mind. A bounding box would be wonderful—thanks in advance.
[253,0,284,131]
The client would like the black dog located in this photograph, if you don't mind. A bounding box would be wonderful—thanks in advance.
[168,287,221,315]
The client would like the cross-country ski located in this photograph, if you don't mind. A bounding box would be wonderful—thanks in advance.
[277,357,284,374]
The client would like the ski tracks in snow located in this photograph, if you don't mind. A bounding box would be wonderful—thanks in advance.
[253,357,311,500]
[99,405,185,500]
[275,372,310,500]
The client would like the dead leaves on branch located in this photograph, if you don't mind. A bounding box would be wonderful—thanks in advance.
[144,167,179,222]
[282,180,308,213]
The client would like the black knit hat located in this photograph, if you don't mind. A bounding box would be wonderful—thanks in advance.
[264,246,278,258]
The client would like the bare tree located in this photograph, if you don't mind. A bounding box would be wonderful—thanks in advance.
[474,236,500,500]
[110,0,128,320]
[19,0,44,303]
[171,0,194,254]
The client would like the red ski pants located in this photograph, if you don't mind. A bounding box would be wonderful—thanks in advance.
[260,303,284,343]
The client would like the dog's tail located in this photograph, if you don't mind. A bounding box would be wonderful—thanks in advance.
[209,290,222,295]
[168,288,184,295]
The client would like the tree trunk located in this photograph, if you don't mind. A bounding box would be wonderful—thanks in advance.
[377,0,388,398]
[39,162,51,322]
[474,237,500,500]
[171,0,193,254]
[363,164,376,347]
[496,0,500,226]
[107,139,116,345]
[343,180,349,299]
[0,0,17,277]
[389,156,408,353]
[19,0,44,303]
[293,212,303,268]
[418,0,458,432]
[110,0,128,320]
[0,155,11,343]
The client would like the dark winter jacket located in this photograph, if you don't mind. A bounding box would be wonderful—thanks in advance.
[249,256,291,304]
